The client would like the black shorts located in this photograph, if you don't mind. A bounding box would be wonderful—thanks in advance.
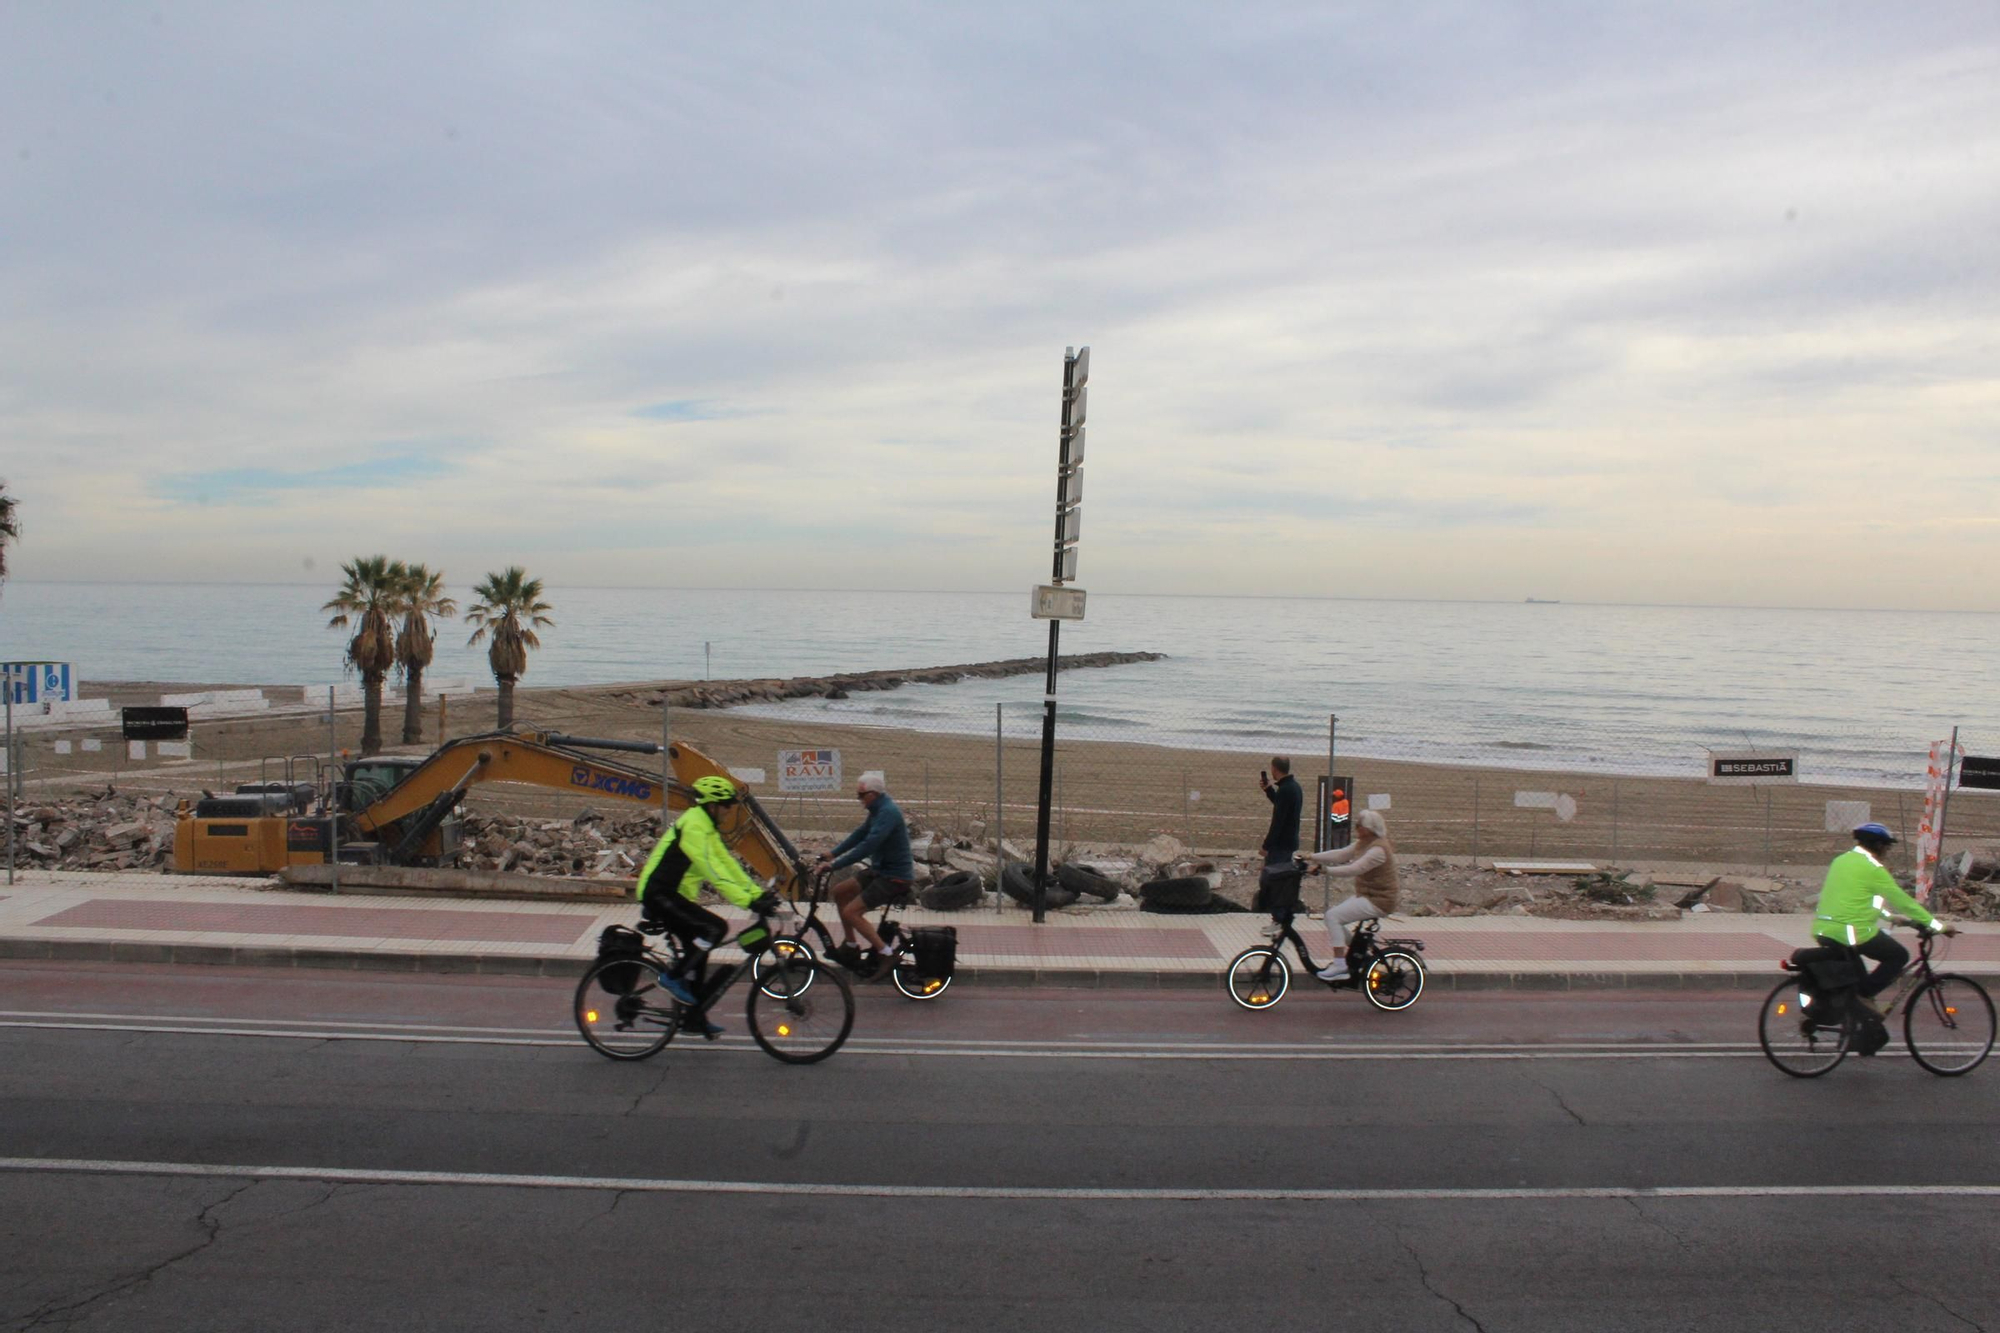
[854,867,915,909]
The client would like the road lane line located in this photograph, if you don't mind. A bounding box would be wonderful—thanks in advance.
[0,1019,1775,1058]
[2,1157,1995,1203]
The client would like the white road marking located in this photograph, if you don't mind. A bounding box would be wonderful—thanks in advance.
[0,1016,1780,1058]
[1,1156,1995,1203]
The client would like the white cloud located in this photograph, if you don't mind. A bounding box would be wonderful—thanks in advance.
[1,1,1996,608]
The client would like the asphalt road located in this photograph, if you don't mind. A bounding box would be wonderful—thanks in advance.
[2,960,1997,1332]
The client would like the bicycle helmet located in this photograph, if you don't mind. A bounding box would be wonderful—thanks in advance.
[1853,822,1897,853]
[691,775,738,806]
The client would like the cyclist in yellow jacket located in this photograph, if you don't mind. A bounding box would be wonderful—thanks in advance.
[637,775,779,1033]
[1811,823,1955,1013]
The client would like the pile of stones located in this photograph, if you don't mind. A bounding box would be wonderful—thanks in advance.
[2,791,179,872]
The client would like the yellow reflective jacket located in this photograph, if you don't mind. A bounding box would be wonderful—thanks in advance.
[1810,846,1937,946]
[635,805,763,909]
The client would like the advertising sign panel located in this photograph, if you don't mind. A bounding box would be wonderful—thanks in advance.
[778,749,842,793]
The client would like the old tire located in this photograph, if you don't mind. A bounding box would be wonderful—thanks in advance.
[999,861,1079,910]
[1057,863,1121,902]
[1140,876,1213,910]
[920,871,984,912]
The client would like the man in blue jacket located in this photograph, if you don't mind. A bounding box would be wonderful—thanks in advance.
[816,770,913,978]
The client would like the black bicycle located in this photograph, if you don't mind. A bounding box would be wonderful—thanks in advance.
[575,904,854,1063]
[1759,923,1994,1078]
[1225,909,1427,1013]
[755,867,957,1001]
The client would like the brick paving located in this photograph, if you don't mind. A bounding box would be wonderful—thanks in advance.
[0,868,1993,988]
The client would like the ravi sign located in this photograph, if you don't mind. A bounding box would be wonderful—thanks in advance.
[778,749,842,793]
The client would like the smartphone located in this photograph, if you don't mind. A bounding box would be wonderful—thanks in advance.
[1259,769,1268,782]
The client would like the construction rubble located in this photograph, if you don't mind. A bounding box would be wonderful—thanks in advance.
[9,790,2000,923]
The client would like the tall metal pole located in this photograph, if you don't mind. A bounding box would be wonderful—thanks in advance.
[5,667,15,887]
[326,686,339,894]
[1323,713,1338,912]
[1031,347,1084,923]
[660,698,672,832]
[994,702,1004,912]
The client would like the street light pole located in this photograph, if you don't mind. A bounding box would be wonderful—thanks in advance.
[1030,346,1089,923]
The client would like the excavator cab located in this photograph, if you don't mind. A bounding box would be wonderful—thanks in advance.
[332,757,465,867]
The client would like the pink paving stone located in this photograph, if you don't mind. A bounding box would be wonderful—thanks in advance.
[32,899,595,946]
[1417,930,1795,963]
[955,925,1220,960]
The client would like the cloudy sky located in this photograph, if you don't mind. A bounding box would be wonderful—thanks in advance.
[2,2,1996,610]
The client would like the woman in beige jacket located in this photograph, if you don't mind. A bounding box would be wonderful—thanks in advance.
[1298,808,1398,981]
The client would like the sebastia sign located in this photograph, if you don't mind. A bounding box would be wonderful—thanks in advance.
[122,707,190,741]
[1707,752,1798,784]
[1960,756,2000,792]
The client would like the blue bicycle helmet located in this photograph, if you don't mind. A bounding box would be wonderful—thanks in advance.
[1853,822,1898,850]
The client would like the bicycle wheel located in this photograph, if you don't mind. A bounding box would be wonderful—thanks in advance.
[1226,947,1290,1010]
[575,959,681,1061]
[1758,978,1851,1077]
[1363,950,1425,1012]
[752,934,818,998]
[892,963,952,1000]
[747,957,854,1064]
[1904,974,1996,1076]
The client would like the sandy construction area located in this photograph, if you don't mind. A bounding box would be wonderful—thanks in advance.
[18,675,1995,873]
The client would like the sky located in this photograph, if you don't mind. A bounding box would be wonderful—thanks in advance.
[1,2,1996,610]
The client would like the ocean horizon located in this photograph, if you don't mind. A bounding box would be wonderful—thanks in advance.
[3,581,1998,787]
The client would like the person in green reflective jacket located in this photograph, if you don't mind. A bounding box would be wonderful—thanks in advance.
[1811,822,1956,1014]
[636,774,779,1035]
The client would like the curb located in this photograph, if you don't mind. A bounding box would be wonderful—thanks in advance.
[0,936,1825,991]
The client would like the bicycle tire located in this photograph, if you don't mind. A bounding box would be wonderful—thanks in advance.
[751,935,819,998]
[1758,977,1852,1077]
[1904,973,1996,1076]
[892,964,953,1000]
[747,957,855,1064]
[575,958,681,1061]
[1225,946,1290,1010]
[1363,950,1426,1012]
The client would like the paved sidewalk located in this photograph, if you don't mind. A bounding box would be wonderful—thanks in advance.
[2,869,1996,990]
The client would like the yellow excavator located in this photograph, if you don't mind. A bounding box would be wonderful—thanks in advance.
[171,730,809,893]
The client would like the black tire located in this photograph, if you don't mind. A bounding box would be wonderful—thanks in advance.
[1758,977,1852,1077]
[1057,863,1121,901]
[1141,876,1213,910]
[1226,946,1290,1010]
[920,871,984,911]
[892,964,954,1000]
[1363,951,1425,1011]
[575,958,680,1061]
[999,861,1079,910]
[747,957,855,1064]
[1904,974,1997,1076]
[751,935,818,998]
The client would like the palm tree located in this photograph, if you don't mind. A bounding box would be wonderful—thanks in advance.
[465,567,553,729]
[393,563,457,745]
[0,480,18,594]
[323,555,406,755]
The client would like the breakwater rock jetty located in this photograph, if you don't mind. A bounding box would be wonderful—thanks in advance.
[609,652,1167,710]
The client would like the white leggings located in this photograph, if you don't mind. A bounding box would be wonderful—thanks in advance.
[1323,895,1381,955]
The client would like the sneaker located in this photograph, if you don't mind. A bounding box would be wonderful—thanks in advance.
[695,1017,725,1039]
[656,972,697,1006]
[1314,963,1346,982]
[867,951,898,981]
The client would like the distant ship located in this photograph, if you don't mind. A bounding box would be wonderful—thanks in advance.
[1525,597,1560,604]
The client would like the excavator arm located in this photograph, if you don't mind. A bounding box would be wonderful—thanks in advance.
[346,730,809,894]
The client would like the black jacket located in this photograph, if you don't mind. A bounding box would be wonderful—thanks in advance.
[1261,774,1302,862]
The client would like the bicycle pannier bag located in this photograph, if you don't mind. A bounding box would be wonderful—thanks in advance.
[1791,945,1865,992]
[908,926,957,980]
[596,924,648,996]
[1253,866,1305,914]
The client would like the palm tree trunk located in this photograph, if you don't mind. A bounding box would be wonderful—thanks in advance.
[362,673,384,755]
[496,676,516,729]
[402,663,425,745]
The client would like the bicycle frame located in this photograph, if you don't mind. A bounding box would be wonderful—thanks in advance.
[1785,926,1948,1022]
[1267,910,1377,986]
[791,868,908,958]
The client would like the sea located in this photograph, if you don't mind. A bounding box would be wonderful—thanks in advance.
[3,582,1997,788]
